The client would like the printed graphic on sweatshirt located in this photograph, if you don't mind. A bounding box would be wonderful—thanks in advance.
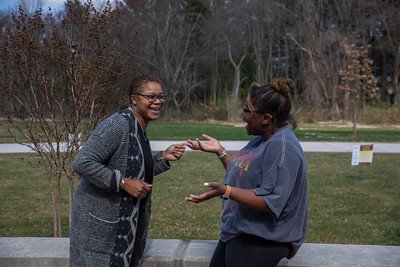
[227,150,257,183]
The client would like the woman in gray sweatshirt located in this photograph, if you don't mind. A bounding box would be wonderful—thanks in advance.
[186,78,307,267]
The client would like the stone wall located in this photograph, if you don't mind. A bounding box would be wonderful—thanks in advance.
[1,237,399,267]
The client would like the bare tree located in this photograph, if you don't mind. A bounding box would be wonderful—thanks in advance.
[0,0,135,236]
[246,0,275,83]
[208,0,251,122]
[122,0,205,115]
[115,0,399,121]
[280,1,338,118]
[223,36,246,120]
[372,0,400,105]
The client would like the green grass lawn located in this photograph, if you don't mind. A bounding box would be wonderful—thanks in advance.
[1,152,399,245]
[1,120,400,142]
[148,121,400,142]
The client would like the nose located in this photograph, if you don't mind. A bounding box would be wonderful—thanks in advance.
[152,97,163,104]
[242,113,248,122]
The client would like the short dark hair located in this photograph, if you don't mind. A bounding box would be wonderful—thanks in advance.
[128,74,162,96]
[249,77,297,129]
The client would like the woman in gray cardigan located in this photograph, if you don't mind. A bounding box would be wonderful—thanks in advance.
[70,74,185,267]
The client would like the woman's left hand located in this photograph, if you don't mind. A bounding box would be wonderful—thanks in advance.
[185,182,225,203]
[162,143,186,161]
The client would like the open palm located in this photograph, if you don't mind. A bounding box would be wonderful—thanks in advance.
[186,134,221,153]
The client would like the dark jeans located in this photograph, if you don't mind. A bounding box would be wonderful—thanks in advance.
[209,234,291,267]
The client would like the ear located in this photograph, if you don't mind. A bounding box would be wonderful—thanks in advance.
[262,114,273,126]
[130,95,137,105]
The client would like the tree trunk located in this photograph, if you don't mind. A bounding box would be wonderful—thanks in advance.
[50,175,62,237]
[343,91,350,119]
[393,46,400,105]
[68,179,75,230]
[352,104,357,135]
[330,84,340,119]
[233,66,241,99]
[226,91,240,123]
[210,52,219,104]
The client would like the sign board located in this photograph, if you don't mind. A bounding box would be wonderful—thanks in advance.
[351,144,374,166]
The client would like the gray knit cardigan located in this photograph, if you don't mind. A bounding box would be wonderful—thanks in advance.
[70,108,170,267]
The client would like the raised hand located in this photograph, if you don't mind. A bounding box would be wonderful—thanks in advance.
[186,134,223,154]
[162,143,185,161]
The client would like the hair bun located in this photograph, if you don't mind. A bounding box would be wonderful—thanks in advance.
[271,78,294,95]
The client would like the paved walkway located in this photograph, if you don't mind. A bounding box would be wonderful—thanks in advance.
[0,141,399,153]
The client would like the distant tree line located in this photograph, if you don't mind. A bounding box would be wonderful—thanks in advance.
[121,0,400,121]
[1,0,399,123]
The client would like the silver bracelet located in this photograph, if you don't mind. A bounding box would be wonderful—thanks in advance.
[218,149,227,160]
[120,178,125,190]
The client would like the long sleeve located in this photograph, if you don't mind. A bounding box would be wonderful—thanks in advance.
[152,151,170,176]
[73,114,128,192]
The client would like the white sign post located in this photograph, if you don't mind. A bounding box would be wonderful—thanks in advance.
[351,144,374,166]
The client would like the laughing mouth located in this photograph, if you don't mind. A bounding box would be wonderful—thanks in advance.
[149,106,161,113]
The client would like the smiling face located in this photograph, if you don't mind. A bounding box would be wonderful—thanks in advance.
[131,81,165,128]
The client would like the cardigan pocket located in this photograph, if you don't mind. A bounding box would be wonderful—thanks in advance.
[89,212,119,224]
[83,210,119,254]
[80,192,120,255]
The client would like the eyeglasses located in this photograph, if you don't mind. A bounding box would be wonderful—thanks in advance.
[242,105,259,115]
[134,93,167,103]
[243,106,274,120]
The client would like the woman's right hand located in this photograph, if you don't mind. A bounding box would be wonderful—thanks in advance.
[186,134,224,155]
[122,179,152,199]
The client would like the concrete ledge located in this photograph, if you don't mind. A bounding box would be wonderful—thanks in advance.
[279,243,400,266]
[183,240,400,267]
[182,240,216,267]
[143,239,186,267]
[0,237,69,267]
[1,237,399,267]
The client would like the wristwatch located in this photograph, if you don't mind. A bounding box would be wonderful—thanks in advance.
[218,148,227,160]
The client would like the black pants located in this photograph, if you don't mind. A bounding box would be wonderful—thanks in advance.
[209,234,291,267]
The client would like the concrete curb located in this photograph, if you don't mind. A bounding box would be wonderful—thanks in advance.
[143,239,186,267]
[0,237,69,267]
[1,238,399,267]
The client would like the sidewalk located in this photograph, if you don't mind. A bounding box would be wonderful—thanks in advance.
[0,141,399,153]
